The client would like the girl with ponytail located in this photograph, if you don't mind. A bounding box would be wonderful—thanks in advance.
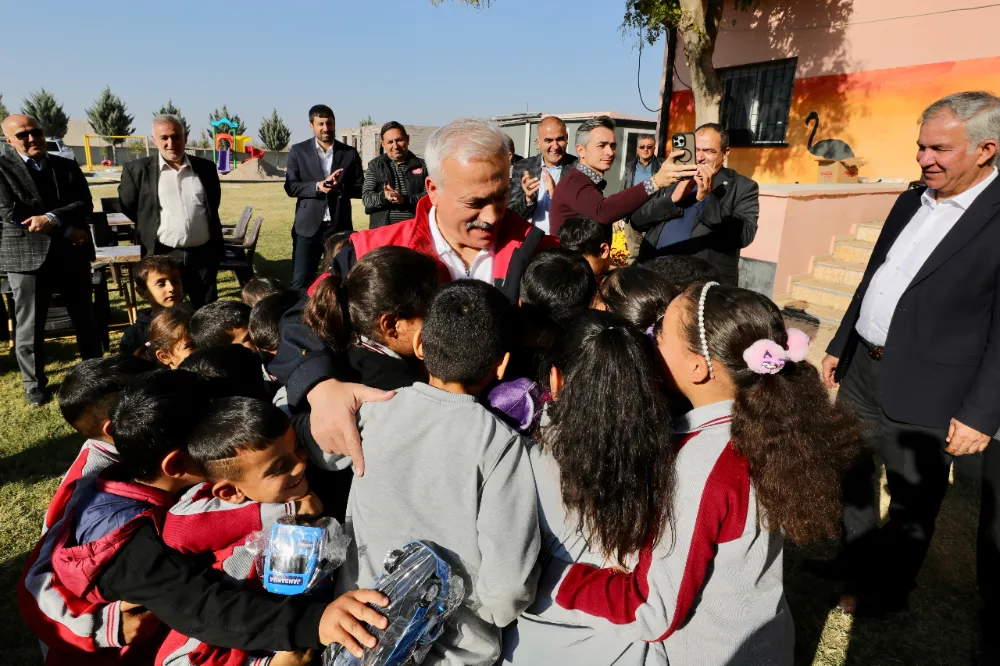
[546,283,861,666]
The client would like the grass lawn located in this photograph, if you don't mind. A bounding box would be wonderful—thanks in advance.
[0,181,984,664]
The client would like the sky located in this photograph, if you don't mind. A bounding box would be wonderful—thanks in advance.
[0,0,665,144]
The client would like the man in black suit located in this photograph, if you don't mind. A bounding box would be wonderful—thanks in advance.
[0,114,101,406]
[507,116,577,234]
[284,105,364,289]
[118,114,223,308]
[820,92,1000,657]
[630,123,759,285]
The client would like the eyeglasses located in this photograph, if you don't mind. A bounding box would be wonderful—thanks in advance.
[638,144,655,150]
[14,129,44,141]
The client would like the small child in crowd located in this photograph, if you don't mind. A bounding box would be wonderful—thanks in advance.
[249,289,303,364]
[337,280,540,665]
[597,264,678,331]
[321,231,353,274]
[146,306,195,368]
[156,396,322,666]
[119,255,184,356]
[642,254,720,289]
[241,277,282,306]
[179,345,273,400]
[189,300,255,350]
[304,246,440,391]
[556,215,613,278]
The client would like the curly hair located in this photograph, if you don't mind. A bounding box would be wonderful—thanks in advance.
[541,311,676,566]
[678,284,862,544]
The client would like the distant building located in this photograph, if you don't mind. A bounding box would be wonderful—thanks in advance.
[494,112,656,193]
[338,123,439,168]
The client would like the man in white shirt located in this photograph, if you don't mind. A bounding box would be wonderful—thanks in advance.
[820,93,1000,656]
[119,114,223,307]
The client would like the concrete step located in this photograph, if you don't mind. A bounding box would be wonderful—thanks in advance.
[789,277,855,311]
[774,297,847,327]
[834,237,875,264]
[812,256,867,288]
[855,221,885,244]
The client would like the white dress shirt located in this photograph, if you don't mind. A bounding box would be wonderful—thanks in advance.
[156,154,211,248]
[531,162,564,234]
[856,168,998,346]
[315,140,335,222]
[428,205,495,282]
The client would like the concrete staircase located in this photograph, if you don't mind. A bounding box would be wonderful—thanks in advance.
[776,221,883,327]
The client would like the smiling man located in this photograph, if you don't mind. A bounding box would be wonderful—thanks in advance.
[508,116,577,233]
[362,121,428,229]
[818,92,1000,659]
[548,115,691,236]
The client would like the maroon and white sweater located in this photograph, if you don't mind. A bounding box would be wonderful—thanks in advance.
[510,400,793,665]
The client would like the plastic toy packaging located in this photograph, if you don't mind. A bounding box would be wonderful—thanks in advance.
[324,541,465,666]
[244,516,350,595]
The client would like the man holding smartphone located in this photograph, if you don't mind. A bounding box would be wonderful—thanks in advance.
[631,123,759,285]
[285,105,364,289]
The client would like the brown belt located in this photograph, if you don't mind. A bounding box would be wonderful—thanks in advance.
[860,338,884,361]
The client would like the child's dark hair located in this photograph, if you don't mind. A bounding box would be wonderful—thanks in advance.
[520,249,596,325]
[643,255,720,289]
[189,300,252,348]
[557,216,610,257]
[135,255,182,296]
[110,369,207,481]
[322,231,353,272]
[541,310,675,567]
[421,280,513,386]
[679,284,862,544]
[179,345,269,399]
[187,396,290,481]
[58,356,156,438]
[598,265,678,334]
[241,277,281,306]
[304,246,440,352]
[147,306,193,364]
[249,290,301,353]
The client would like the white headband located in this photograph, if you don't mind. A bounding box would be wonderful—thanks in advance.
[698,281,719,379]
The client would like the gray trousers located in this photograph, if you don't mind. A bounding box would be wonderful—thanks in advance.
[7,250,102,392]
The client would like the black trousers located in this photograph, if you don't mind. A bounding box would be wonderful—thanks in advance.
[290,227,326,290]
[837,339,953,598]
[154,242,219,309]
[981,439,1000,648]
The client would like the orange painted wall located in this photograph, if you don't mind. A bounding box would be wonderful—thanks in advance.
[667,56,1000,185]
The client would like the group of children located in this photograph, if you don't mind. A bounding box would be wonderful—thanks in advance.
[18,213,861,665]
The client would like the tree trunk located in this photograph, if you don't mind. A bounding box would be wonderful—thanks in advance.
[654,26,677,159]
[677,0,725,126]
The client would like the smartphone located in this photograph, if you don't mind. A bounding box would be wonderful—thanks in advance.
[671,132,697,166]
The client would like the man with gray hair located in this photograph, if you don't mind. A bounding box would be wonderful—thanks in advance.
[119,114,223,307]
[818,92,1000,654]
[270,118,558,476]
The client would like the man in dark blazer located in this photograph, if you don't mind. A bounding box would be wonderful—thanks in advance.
[507,116,577,233]
[820,93,1000,658]
[0,114,101,406]
[118,114,223,308]
[361,121,428,229]
[630,124,758,285]
[284,105,364,289]
[621,134,662,259]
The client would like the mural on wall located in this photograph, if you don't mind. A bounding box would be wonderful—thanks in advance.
[804,111,855,160]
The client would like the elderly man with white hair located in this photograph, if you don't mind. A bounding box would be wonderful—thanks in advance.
[816,91,1000,658]
[269,118,558,476]
[118,114,223,307]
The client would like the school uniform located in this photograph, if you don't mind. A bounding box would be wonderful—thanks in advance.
[43,439,119,534]
[118,309,155,357]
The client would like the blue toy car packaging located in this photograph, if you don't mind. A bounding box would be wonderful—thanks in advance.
[324,541,465,666]
[245,516,350,595]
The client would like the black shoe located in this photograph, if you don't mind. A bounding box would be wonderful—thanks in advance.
[25,387,51,407]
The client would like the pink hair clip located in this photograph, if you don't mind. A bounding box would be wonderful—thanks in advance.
[742,328,811,375]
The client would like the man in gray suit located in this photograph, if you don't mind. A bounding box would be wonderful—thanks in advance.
[0,114,101,406]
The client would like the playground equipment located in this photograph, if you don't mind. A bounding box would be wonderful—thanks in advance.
[211,117,260,174]
[83,135,150,171]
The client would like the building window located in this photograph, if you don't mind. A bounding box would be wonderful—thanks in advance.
[718,57,797,147]
[352,136,358,149]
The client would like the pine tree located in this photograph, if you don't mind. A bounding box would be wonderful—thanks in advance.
[359,115,375,127]
[204,105,247,142]
[21,89,69,138]
[155,99,191,138]
[258,109,291,151]
[86,87,135,162]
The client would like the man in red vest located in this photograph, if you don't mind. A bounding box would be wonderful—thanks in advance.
[270,118,557,472]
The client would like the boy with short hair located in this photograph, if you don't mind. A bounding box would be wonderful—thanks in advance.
[642,254,721,290]
[189,300,254,350]
[557,215,613,277]
[120,255,185,356]
[179,345,272,400]
[241,277,281,306]
[339,280,541,665]
[250,290,303,363]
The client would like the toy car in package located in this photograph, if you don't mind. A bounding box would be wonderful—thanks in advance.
[244,516,350,595]
[325,540,465,666]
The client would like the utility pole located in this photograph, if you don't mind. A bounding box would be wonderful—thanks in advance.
[654,26,677,159]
